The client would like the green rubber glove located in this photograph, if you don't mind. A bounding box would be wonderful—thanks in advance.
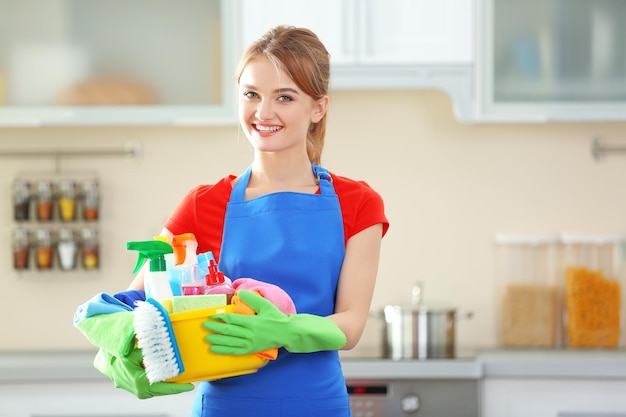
[203,289,346,355]
[76,312,136,357]
[94,348,194,399]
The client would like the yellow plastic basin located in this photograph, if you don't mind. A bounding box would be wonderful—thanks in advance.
[165,304,269,383]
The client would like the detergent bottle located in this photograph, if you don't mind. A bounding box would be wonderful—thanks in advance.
[172,233,206,296]
[196,250,216,279]
[154,235,182,296]
[127,240,174,301]
[205,259,234,302]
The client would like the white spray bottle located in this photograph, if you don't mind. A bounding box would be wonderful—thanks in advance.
[127,240,174,302]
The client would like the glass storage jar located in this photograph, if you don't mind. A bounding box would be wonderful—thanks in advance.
[12,228,30,270]
[560,234,624,348]
[495,234,560,348]
[80,227,99,270]
[58,179,77,222]
[81,179,99,221]
[12,179,31,221]
[57,228,78,271]
[35,228,53,270]
[36,180,53,222]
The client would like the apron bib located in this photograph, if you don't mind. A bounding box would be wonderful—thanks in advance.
[192,164,351,417]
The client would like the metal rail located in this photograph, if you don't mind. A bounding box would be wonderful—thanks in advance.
[592,137,626,161]
[0,141,141,160]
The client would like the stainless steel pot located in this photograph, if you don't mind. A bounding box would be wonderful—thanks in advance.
[382,305,457,360]
[381,283,472,360]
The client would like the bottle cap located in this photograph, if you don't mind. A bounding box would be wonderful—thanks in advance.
[206,259,225,285]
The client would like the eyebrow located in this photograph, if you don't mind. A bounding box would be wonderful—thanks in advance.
[241,84,300,95]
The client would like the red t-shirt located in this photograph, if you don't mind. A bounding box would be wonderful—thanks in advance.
[165,172,389,261]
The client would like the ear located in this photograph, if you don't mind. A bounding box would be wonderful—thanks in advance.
[311,95,329,124]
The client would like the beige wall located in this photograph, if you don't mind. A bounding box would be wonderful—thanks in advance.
[2,90,626,356]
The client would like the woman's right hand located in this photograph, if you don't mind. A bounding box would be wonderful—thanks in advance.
[94,348,194,399]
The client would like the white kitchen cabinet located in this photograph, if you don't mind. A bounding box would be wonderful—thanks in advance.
[0,0,238,126]
[0,381,196,417]
[475,0,626,122]
[238,0,473,65]
[237,0,475,121]
[482,378,626,417]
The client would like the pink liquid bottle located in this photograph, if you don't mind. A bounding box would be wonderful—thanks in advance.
[205,260,234,302]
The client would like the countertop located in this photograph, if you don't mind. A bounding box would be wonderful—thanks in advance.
[2,349,626,383]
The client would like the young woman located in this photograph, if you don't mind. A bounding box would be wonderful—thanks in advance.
[79,26,388,417]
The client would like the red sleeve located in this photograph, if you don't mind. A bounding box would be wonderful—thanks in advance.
[331,173,389,245]
[164,175,235,262]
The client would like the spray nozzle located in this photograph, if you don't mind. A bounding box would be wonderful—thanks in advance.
[206,259,225,285]
[171,233,198,266]
[127,240,173,273]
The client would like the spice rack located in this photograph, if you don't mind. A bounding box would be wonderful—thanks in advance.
[12,173,100,272]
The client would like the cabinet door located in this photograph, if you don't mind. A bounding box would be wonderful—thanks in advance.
[0,381,196,417]
[359,0,473,64]
[482,378,626,417]
[238,0,356,65]
[477,0,626,121]
[0,0,237,125]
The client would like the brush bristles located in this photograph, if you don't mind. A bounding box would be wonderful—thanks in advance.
[134,301,181,384]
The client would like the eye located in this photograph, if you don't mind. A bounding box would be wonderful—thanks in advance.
[243,91,258,99]
[277,95,293,102]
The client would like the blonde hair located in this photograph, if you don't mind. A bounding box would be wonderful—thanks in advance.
[236,26,330,165]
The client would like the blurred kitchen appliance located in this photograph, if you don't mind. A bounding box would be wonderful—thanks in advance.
[346,378,479,416]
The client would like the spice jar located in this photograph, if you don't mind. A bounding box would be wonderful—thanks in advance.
[13,180,31,221]
[81,179,99,221]
[35,228,53,270]
[560,234,624,348]
[80,227,99,270]
[36,180,53,222]
[13,228,30,270]
[495,234,560,348]
[57,228,78,270]
[58,180,77,222]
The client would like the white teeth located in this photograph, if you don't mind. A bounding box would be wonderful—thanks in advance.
[256,125,281,132]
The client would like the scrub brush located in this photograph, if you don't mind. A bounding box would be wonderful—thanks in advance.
[133,298,184,384]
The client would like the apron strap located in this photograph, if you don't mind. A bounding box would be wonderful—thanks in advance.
[231,164,335,202]
[312,164,334,196]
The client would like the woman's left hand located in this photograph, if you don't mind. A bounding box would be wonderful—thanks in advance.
[203,290,345,355]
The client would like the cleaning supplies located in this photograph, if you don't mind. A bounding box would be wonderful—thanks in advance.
[171,233,206,296]
[154,235,182,296]
[197,250,216,280]
[205,259,234,299]
[133,298,184,383]
[127,240,174,302]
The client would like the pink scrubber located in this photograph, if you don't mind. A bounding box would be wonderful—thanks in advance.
[232,278,296,314]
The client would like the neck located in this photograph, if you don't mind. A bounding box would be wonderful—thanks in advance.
[247,154,317,192]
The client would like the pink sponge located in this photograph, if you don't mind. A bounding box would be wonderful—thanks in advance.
[232,278,297,314]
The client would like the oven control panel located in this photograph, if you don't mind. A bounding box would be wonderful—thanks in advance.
[346,379,478,416]
[347,385,387,416]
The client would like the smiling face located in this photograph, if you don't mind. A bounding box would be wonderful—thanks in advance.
[238,56,327,160]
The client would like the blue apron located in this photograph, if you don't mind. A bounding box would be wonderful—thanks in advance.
[192,164,351,417]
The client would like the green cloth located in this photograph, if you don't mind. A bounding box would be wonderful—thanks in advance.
[76,312,136,357]
[203,290,347,355]
[94,349,194,399]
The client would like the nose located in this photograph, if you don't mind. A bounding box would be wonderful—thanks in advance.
[255,99,274,121]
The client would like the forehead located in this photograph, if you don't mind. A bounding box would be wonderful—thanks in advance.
[238,56,298,90]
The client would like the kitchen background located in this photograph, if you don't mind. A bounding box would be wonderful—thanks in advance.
[2,89,626,356]
[1,0,626,359]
